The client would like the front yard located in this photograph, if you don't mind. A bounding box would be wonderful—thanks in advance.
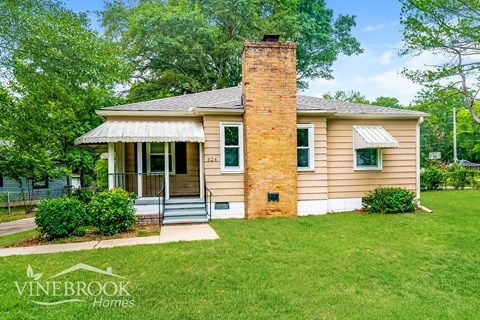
[1,190,479,319]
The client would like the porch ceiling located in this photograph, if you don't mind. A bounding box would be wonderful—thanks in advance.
[75,121,205,150]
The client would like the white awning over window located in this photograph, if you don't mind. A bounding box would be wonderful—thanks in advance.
[353,125,399,149]
[75,121,205,150]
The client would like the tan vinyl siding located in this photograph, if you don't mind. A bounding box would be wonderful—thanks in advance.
[327,118,418,199]
[203,115,244,203]
[297,116,328,200]
[170,142,200,196]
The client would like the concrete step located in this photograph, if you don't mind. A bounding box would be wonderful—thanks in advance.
[162,216,209,225]
[165,197,203,205]
[164,209,207,217]
[165,202,205,210]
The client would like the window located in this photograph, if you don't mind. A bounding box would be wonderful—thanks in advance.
[220,122,243,172]
[0,175,3,188]
[354,148,382,170]
[297,124,315,171]
[147,142,175,173]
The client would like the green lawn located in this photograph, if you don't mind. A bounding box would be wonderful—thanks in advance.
[1,190,480,319]
[0,206,34,223]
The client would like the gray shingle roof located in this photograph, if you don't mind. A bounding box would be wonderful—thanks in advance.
[102,86,428,117]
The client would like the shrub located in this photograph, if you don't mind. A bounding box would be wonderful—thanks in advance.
[420,166,446,190]
[88,188,137,235]
[35,197,86,239]
[447,164,475,189]
[363,187,416,214]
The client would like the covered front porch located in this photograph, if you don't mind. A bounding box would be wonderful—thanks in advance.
[75,121,206,201]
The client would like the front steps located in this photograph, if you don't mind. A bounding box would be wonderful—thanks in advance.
[134,197,208,225]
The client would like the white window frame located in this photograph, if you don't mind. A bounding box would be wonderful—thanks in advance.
[146,142,176,174]
[220,122,244,173]
[297,124,315,171]
[354,148,382,171]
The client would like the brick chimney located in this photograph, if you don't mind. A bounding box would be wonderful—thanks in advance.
[242,37,298,218]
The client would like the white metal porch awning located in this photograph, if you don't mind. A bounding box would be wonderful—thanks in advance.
[75,121,205,149]
[353,125,399,149]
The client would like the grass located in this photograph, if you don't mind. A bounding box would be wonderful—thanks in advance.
[0,206,34,223]
[1,190,479,319]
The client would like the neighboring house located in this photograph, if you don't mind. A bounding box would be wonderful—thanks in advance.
[454,159,480,170]
[0,175,66,202]
[75,38,428,224]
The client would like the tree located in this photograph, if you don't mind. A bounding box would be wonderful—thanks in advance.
[400,0,480,125]
[372,96,403,109]
[0,0,129,187]
[100,0,363,102]
[322,90,370,104]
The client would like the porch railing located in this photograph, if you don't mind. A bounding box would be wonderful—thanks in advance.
[157,175,165,226]
[107,173,164,197]
[204,173,212,221]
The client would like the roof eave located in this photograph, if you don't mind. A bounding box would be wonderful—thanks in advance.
[331,113,429,119]
[193,108,244,115]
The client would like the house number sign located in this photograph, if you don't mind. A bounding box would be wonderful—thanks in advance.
[207,157,218,162]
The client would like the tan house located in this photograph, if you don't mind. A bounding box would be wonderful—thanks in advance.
[75,38,427,224]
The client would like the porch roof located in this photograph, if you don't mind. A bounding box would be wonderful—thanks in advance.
[75,121,205,150]
[353,125,399,149]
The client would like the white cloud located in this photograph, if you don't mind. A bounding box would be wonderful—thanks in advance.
[364,21,397,32]
[378,50,393,66]
[364,23,386,32]
[367,70,421,98]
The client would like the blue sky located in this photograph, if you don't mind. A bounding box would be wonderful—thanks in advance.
[65,0,422,105]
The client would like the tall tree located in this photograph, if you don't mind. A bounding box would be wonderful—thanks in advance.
[372,96,403,109]
[322,90,370,104]
[100,0,363,102]
[400,0,480,124]
[0,0,129,187]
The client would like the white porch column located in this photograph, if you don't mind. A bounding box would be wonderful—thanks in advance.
[199,143,204,199]
[164,142,170,200]
[137,142,143,198]
[108,142,115,190]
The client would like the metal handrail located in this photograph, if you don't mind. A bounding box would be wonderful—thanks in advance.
[204,173,212,221]
[156,174,166,226]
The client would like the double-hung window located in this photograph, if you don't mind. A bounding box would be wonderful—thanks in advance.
[220,122,243,172]
[297,124,315,171]
[147,142,175,173]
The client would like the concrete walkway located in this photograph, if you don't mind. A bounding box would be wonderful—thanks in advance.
[0,218,36,236]
[0,224,219,257]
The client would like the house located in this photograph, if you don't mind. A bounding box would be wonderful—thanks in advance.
[75,38,428,224]
[0,174,67,205]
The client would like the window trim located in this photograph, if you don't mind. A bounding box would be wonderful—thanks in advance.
[220,122,244,173]
[297,124,315,171]
[146,142,176,174]
[354,148,382,171]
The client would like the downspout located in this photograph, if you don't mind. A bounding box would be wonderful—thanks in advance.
[416,117,424,205]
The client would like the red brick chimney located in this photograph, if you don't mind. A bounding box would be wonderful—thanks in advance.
[242,37,298,218]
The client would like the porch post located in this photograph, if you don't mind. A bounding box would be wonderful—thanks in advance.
[199,143,204,199]
[108,142,115,190]
[164,142,170,200]
[137,142,143,198]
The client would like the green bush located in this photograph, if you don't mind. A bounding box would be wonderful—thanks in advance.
[447,164,475,189]
[88,188,137,235]
[420,166,446,190]
[363,187,416,214]
[35,197,86,239]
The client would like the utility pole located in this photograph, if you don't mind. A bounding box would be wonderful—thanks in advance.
[453,107,458,163]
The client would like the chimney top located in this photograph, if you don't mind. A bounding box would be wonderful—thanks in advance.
[261,34,280,42]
